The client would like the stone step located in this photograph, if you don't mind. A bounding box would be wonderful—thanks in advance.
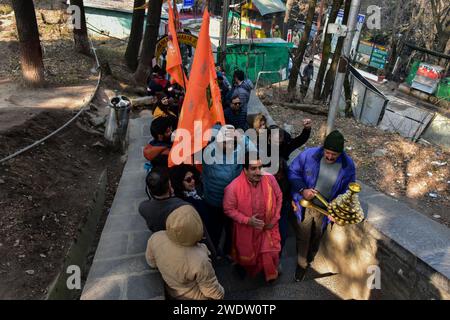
[215,256,337,297]
[225,274,344,300]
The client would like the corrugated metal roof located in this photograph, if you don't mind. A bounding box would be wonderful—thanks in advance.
[83,0,135,13]
[82,0,168,18]
[251,0,286,16]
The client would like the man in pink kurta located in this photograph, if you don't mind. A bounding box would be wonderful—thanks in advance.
[223,155,283,282]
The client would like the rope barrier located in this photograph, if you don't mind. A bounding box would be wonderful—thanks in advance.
[86,22,128,43]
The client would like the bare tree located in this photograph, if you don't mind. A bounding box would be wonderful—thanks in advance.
[11,0,45,87]
[70,0,91,55]
[383,1,402,78]
[313,0,343,100]
[321,0,350,101]
[429,0,450,55]
[134,0,163,85]
[125,0,147,71]
[398,0,448,65]
[288,0,318,99]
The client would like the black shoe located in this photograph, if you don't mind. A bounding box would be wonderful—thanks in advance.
[277,262,283,276]
[294,265,307,282]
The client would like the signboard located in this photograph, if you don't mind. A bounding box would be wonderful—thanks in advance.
[369,45,388,69]
[355,41,388,70]
[183,0,194,9]
[330,9,365,59]
[411,63,445,94]
[155,32,198,59]
[355,41,372,65]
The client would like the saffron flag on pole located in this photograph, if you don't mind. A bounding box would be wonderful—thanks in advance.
[166,0,188,89]
[168,8,225,167]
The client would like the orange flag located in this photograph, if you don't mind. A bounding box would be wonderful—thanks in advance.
[168,9,225,167]
[166,0,188,88]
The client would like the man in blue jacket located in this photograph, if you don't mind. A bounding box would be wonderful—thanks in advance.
[229,69,253,113]
[288,130,356,281]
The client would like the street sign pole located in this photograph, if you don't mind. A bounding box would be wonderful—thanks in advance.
[220,0,231,67]
[326,0,362,135]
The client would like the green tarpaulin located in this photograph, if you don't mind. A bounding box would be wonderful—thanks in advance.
[224,39,294,85]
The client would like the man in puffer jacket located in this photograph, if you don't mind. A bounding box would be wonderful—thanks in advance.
[230,69,253,113]
[145,205,225,300]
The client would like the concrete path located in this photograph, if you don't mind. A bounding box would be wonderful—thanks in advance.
[81,116,165,300]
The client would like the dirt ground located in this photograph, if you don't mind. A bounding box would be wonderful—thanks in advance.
[0,2,98,133]
[260,88,450,227]
[0,109,124,299]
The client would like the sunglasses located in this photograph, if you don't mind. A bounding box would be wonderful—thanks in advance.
[184,176,195,183]
[232,102,241,106]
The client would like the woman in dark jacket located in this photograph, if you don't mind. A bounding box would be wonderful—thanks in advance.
[275,159,293,253]
[264,119,313,258]
[169,164,216,257]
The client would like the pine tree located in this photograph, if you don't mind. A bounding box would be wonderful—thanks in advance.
[11,0,45,87]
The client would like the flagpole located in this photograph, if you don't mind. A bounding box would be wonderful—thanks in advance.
[177,0,188,93]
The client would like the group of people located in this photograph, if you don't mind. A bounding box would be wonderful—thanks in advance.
[140,67,356,300]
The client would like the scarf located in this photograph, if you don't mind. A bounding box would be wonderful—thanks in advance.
[183,189,202,200]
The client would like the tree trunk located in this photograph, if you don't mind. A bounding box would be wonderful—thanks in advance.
[343,71,352,117]
[125,0,146,71]
[439,37,450,67]
[384,1,402,78]
[429,0,449,57]
[321,0,351,101]
[210,0,221,15]
[434,23,450,66]
[310,0,325,55]
[287,0,318,99]
[11,0,45,87]
[70,0,91,55]
[134,0,163,85]
[313,0,343,100]
[392,1,424,80]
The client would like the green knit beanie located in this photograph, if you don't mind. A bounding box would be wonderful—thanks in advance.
[324,130,344,153]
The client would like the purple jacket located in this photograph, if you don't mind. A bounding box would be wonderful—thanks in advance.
[288,147,356,229]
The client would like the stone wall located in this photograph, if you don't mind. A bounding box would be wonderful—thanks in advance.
[316,198,450,300]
